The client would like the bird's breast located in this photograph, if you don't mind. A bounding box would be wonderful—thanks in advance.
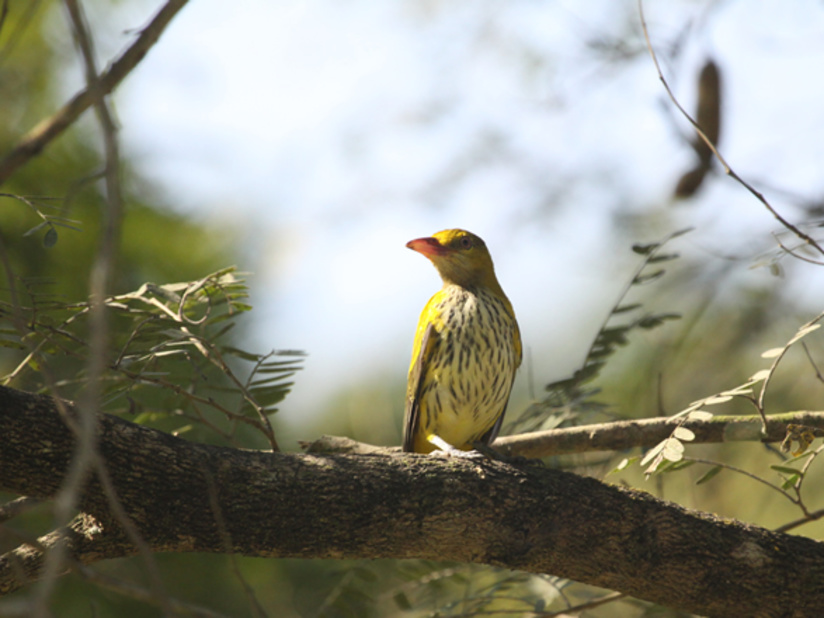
[419,286,518,446]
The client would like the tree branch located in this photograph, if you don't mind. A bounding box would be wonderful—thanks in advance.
[637,0,824,255]
[0,0,189,186]
[1,384,823,617]
[494,411,824,458]
[305,411,824,459]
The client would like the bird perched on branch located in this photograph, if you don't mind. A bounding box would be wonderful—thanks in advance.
[403,229,521,455]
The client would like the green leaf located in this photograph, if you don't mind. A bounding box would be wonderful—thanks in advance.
[670,227,695,239]
[43,226,58,248]
[509,228,687,435]
[703,395,733,405]
[644,453,664,476]
[662,437,685,462]
[637,313,681,329]
[221,346,262,361]
[611,457,637,474]
[257,359,306,371]
[248,383,294,404]
[228,302,253,313]
[648,252,680,263]
[770,465,804,477]
[393,592,411,610]
[749,369,771,383]
[783,452,816,465]
[0,337,25,350]
[640,440,667,467]
[696,465,723,485]
[632,242,660,255]
[790,323,821,344]
[133,411,170,424]
[613,303,641,314]
[673,426,696,442]
[352,566,377,582]
[23,221,50,237]
[661,459,694,473]
[632,269,665,284]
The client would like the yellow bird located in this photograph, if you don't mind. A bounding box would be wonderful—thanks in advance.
[403,229,522,454]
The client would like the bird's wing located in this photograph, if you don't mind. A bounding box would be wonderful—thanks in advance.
[501,296,523,369]
[402,318,439,452]
[479,400,508,445]
[513,318,523,368]
[481,311,521,446]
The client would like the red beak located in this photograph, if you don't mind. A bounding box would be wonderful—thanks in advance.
[406,236,448,258]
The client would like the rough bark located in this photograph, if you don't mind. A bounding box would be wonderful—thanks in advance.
[1,385,823,617]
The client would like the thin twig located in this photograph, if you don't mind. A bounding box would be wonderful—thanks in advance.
[774,235,824,266]
[309,410,824,459]
[756,312,824,431]
[801,341,824,383]
[446,591,626,617]
[683,457,798,507]
[637,0,824,256]
[75,566,232,618]
[117,278,280,449]
[790,442,824,515]
[774,507,824,534]
[30,2,171,615]
[0,497,42,523]
[0,0,189,185]
[202,466,269,618]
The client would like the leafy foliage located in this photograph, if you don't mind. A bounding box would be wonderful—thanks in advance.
[0,193,83,248]
[641,312,824,477]
[306,560,574,618]
[628,311,824,535]
[509,229,689,434]
[1,268,303,448]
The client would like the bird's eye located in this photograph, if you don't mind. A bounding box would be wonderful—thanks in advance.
[460,236,472,250]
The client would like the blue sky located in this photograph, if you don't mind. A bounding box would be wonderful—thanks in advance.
[78,0,824,443]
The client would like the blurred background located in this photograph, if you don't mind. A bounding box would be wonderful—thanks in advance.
[3,0,824,615]
[118,0,824,450]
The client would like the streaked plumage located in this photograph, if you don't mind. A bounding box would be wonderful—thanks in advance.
[403,229,521,454]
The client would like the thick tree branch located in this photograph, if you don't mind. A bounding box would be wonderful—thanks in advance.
[0,0,189,186]
[1,385,823,617]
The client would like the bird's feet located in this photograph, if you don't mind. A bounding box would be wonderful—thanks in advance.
[426,434,488,459]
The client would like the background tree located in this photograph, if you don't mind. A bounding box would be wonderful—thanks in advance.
[2,1,824,617]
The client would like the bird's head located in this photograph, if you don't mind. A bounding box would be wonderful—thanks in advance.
[406,229,503,294]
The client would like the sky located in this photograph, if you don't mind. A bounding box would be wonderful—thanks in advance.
[71,0,824,445]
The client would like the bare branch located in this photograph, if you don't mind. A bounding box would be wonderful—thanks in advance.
[0,498,42,523]
[638,0,824,256]
[24,3,170,615]
[76,566,232,618]
[774,507,824,534]
[0,0,189,185]
[305,411,824,459]
[495,411,824,459]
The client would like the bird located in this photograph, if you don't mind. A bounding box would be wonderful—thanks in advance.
[402,229,522,455]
